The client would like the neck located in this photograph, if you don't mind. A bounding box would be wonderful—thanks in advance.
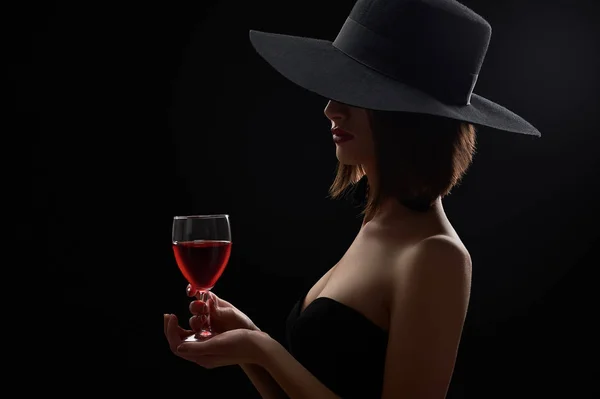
[361,163,446,230]
[363,195,446,232]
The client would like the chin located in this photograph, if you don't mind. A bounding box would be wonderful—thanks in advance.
[336,156,361,166]
[336,151,362,166]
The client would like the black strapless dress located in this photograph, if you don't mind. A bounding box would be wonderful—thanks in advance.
[284,293,389,398]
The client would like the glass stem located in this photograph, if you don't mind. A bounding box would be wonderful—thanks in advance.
[194,290,212,339]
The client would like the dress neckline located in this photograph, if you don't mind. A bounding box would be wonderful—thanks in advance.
[298,296,389,334]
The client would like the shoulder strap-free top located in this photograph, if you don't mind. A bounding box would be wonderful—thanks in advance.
[284,294,389,398]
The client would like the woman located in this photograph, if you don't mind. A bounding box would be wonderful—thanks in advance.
[164,0,541,398]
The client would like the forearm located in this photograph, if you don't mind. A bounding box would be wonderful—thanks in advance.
[240,363,289,399]
[258,337,340,399]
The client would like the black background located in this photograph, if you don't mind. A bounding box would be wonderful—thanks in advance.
[16,0,599,397]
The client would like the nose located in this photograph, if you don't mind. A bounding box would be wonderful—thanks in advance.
[324,100,348,126]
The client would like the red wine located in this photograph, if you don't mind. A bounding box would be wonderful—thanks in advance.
[172,240,232,291]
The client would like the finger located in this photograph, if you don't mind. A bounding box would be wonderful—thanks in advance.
[210,291,232,307]
[177,325,194,340]
[167,314,183,353]
[190,312,223,335]
[190,300,210,315]
[189,315,205,332]
[164,314,190,339]
[164,314,169,337]
[208,291,218,303]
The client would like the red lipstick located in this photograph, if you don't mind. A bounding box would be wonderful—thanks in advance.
[332,127,355,144]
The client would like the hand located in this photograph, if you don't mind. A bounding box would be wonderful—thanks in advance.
[188,286,260,334]
[164,313,269,368]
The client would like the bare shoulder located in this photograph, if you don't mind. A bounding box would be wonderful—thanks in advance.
[381,236,473,399]
[394,234,472,295]
[417,234,471,266]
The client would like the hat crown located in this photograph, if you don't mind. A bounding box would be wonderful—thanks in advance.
[334,0,492,105]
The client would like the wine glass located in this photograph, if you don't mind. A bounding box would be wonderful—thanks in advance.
[172,214,232,341]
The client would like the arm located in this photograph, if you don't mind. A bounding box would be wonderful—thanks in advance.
[381,236,472,399]
[240,363,289,399]
[255,336,341,399]
[235,322,288,399]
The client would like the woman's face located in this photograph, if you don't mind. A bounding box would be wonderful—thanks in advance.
[324,100,375,166]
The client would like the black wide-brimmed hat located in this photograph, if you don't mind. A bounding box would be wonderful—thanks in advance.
[249,0,541,137]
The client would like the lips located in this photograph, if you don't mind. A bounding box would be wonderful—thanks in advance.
[331,127,355,144]
[331,127,354,137]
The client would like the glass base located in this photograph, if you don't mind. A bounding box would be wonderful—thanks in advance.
[184,330,214,342]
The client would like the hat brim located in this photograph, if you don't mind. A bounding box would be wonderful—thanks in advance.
[249,30,540,137]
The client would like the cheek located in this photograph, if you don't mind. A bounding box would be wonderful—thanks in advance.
[347,136,371,153]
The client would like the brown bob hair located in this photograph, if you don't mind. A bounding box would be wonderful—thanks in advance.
[327,110,477,223]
